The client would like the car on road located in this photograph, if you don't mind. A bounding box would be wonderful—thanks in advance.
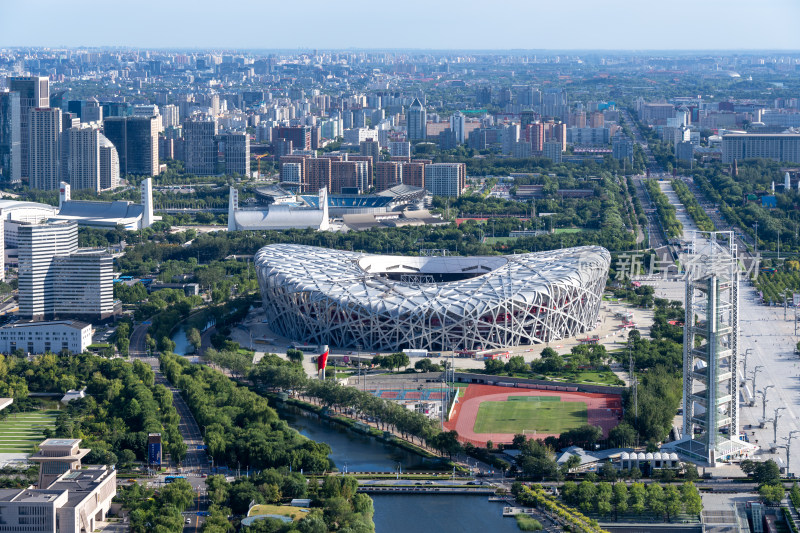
[185,518,191,524]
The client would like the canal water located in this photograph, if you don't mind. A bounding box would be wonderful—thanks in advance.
[278,405,435,472]
[279,406,519,532]
[372,494,520,533]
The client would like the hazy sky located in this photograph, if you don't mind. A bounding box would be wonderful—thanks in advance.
[2,0,800,51]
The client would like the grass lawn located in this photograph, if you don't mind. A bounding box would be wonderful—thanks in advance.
[554,228,585,234]
[473,397,587,434]
[0,411,59,453]
[528,370,624,387]
[483,236,517,244]
[248,504,310,521]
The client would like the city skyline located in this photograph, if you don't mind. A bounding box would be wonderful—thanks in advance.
[2,0,800,51]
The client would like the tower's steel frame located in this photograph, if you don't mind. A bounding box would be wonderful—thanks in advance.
[681,231,742,464]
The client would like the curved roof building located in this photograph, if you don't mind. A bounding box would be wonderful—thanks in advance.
[255,244,610,351]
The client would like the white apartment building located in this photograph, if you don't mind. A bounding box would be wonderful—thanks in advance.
[450,111,466,144]
[98,135,120,189]
[160,104,180,129]
[0,320,92,355]
[424,163,465,198]
[343,127,379,145]
[280,162,302,190]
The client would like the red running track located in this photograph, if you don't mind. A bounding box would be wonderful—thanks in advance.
[445,384,622,447]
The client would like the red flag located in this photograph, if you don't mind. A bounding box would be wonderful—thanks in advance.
[317,348,329,372]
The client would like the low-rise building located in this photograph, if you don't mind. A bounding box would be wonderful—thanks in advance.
[0,438,117,533]
[0,320,92,355]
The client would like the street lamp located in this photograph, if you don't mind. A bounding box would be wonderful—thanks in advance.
[750,366,764,397]
[759,386,775,422]
[742,348,753,383]
[754,222,759,255]
[785,431,800,477]
[774,407,787,446]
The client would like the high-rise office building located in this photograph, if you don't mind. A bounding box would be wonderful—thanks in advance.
[424,163,465,197]
[99,134,120,189]
[220,132,250,176]
[17,221,78,320]
[407,98,426,141]
[68,123,101,192]
[273,126,311,151]
[82,98,103,124]
[29,107,62,190]
[183,117,218,176]
[53,249,116,320]
[0,91,21,183]
[102,116,159,176]
[60,112,80,183]
[450,111,466,144]
[7,76,49,179]
[17,220,116,321]
[722,133,800,163]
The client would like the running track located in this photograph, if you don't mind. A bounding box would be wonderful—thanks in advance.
[445,384,622,446]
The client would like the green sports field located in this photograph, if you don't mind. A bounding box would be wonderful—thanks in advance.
[0,411,59,453]
[472,396,587,434]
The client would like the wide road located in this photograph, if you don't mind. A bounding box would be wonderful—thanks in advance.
[129,323,210,533]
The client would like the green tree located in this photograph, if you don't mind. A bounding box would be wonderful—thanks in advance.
[287,349,304,364]
[663,485,682,522]
[596,482,613,517]
[576,480,597,514]
[646,483,665,520]
[629,482,646,515]
[160,479,195,512]
[186,328,202,352]
[759,483,785,504]
[681,482,703,516]
[612,482,628,520]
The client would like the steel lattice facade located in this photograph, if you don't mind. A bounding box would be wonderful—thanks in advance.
[255,244,610,352]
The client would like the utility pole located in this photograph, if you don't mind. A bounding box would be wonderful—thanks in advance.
[774,407,787,446]
[759,386,774,422]
[786,430,800,477]
[751,365,764,396]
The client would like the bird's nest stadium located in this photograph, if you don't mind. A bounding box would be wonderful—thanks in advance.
[255,244,610,352]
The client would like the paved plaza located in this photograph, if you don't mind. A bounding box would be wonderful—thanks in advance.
[647,180,800,471]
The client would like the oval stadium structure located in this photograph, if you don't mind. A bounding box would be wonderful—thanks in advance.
[255,244,610,352]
